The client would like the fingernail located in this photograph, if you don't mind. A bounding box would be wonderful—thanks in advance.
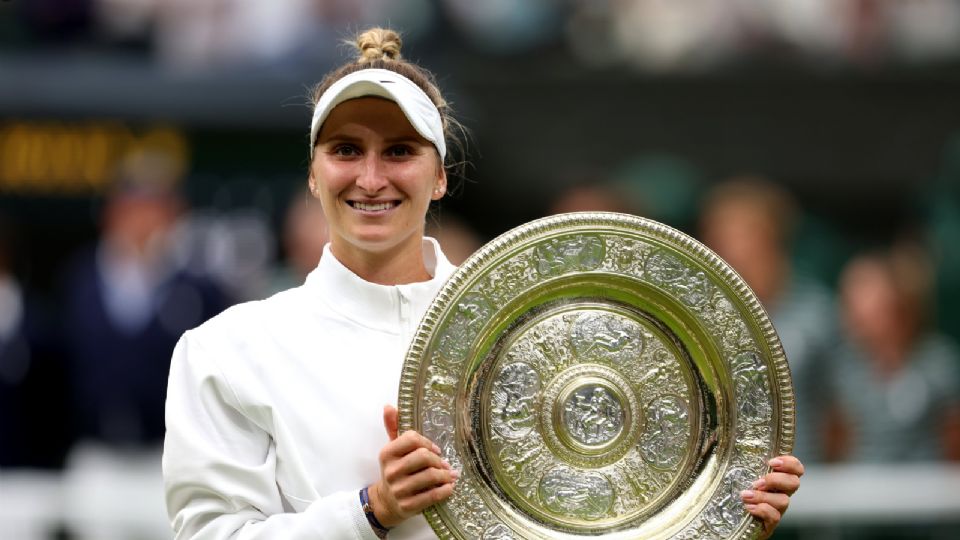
[741,490,755,501]
[752,479,766,490]
[432,443,441,454]
[451,470,460,480]
[441,460,452,469]
[768,458,783,468]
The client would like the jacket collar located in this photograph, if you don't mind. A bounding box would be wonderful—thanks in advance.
[304,237,456,334]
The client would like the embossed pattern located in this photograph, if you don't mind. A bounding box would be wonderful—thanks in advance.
[398,212,794,540]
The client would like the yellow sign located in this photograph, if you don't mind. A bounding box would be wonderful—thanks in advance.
[0,122,189,195]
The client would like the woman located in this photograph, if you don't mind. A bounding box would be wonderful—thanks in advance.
[162,27,802,539]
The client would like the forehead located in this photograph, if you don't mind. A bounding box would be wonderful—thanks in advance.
[317,97,422,140]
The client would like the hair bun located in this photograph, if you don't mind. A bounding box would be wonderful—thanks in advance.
[356,27,402,64]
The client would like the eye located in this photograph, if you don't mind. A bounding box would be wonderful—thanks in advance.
[385,144,414,158]
[331,143,360,157]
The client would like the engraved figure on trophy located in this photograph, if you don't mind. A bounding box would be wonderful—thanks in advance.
[481,523,515,540]
[644,251,712,307]
[535,235,605,277]
[731,351,773,424]
[491,363,541,438]
[703,467,755,534]
[571,312,643,364]
[538,468,615,520]
[423,406,462,471]
[439,292,493,361]
[481,256,537,306]
[563,386,625,445]
[639,395,691,470]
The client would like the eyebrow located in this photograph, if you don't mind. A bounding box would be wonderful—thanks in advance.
[320,132,426,146]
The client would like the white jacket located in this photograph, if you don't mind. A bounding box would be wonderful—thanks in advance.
[163,239,456,539]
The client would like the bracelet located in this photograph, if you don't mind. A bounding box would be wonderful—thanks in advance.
[359,485,391,539]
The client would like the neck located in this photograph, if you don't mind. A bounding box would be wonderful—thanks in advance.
[330,236,432,286]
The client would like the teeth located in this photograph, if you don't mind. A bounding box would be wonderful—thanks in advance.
[353,201,394,212]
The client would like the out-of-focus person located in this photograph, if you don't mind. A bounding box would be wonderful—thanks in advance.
[548,182,640,215]
[828,244,960,462]
[699,176,838,463]
[59,149,231,540]
[267,189,330,295]
[425,212,484,266]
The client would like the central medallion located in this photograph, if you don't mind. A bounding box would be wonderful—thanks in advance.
[561,383,625,446]
[475,299,700,530]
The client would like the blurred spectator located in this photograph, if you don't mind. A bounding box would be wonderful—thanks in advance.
[548,182,641,215]
[0,215,70,470]
[828,244,960,462]
[267,189,329,295]
[426,211,484,266]
[699,176,838,463]
[58,149,230,538]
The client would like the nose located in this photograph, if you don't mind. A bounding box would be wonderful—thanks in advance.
[355,154,388,193]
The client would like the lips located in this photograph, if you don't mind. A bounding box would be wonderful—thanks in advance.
[348,200,400,212]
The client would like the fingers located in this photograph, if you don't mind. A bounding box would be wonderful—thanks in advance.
[741,488,789,515]
[375,429,458,527]
[739,455,802,539]
[389,463,459,500]
[754,471,800,496]
[744,502,781,539]
[756,455,803,496]
[768,455,804,477]
[383,444,449,482]
[383,405,399,441]
[380,430,441,462]
[393,479,457,516]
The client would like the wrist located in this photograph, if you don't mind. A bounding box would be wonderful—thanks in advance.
[360,484,392,538]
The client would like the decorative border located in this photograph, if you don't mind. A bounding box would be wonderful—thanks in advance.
[398,212,795,540]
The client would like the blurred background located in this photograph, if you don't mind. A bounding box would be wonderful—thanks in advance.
[2,0,960,539]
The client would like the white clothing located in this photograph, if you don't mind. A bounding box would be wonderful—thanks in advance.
[163,238,456,539]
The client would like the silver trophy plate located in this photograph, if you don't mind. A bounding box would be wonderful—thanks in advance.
[398,212,794,539]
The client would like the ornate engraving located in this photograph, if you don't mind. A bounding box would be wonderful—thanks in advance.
[491,362,541,439]
[538,468,614,521]
[703,467,756,535]
[480,254,538,307]
[437,292,493,362]
[731,351,773,425]
[481,524,515,540]
[398,214,793,540]
[571,311,643,362]
[639,395,691,470]
[562,385,625,446]
[644,250,712,307]
[535,235,605,277]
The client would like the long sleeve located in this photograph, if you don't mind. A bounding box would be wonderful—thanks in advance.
[162,332,379,540]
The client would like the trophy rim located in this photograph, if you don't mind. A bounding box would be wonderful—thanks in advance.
[399,211,795,540]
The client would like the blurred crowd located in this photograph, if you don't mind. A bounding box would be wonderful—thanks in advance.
[3,143,960,537]
[6,149,958,465]
[4,0,960,71]
[2,1,960,539]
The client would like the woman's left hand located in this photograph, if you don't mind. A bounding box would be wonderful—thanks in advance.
[741,455,804,539]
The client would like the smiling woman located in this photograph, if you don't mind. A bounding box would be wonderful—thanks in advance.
[160,26,802,540]
[310,97,446,285]
[161,27,465,540]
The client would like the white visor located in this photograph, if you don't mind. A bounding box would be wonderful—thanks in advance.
[309,68,446,161]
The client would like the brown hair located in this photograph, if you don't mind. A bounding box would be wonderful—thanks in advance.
[309,27,468,182]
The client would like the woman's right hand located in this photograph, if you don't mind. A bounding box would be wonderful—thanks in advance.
[369,405,459,527]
